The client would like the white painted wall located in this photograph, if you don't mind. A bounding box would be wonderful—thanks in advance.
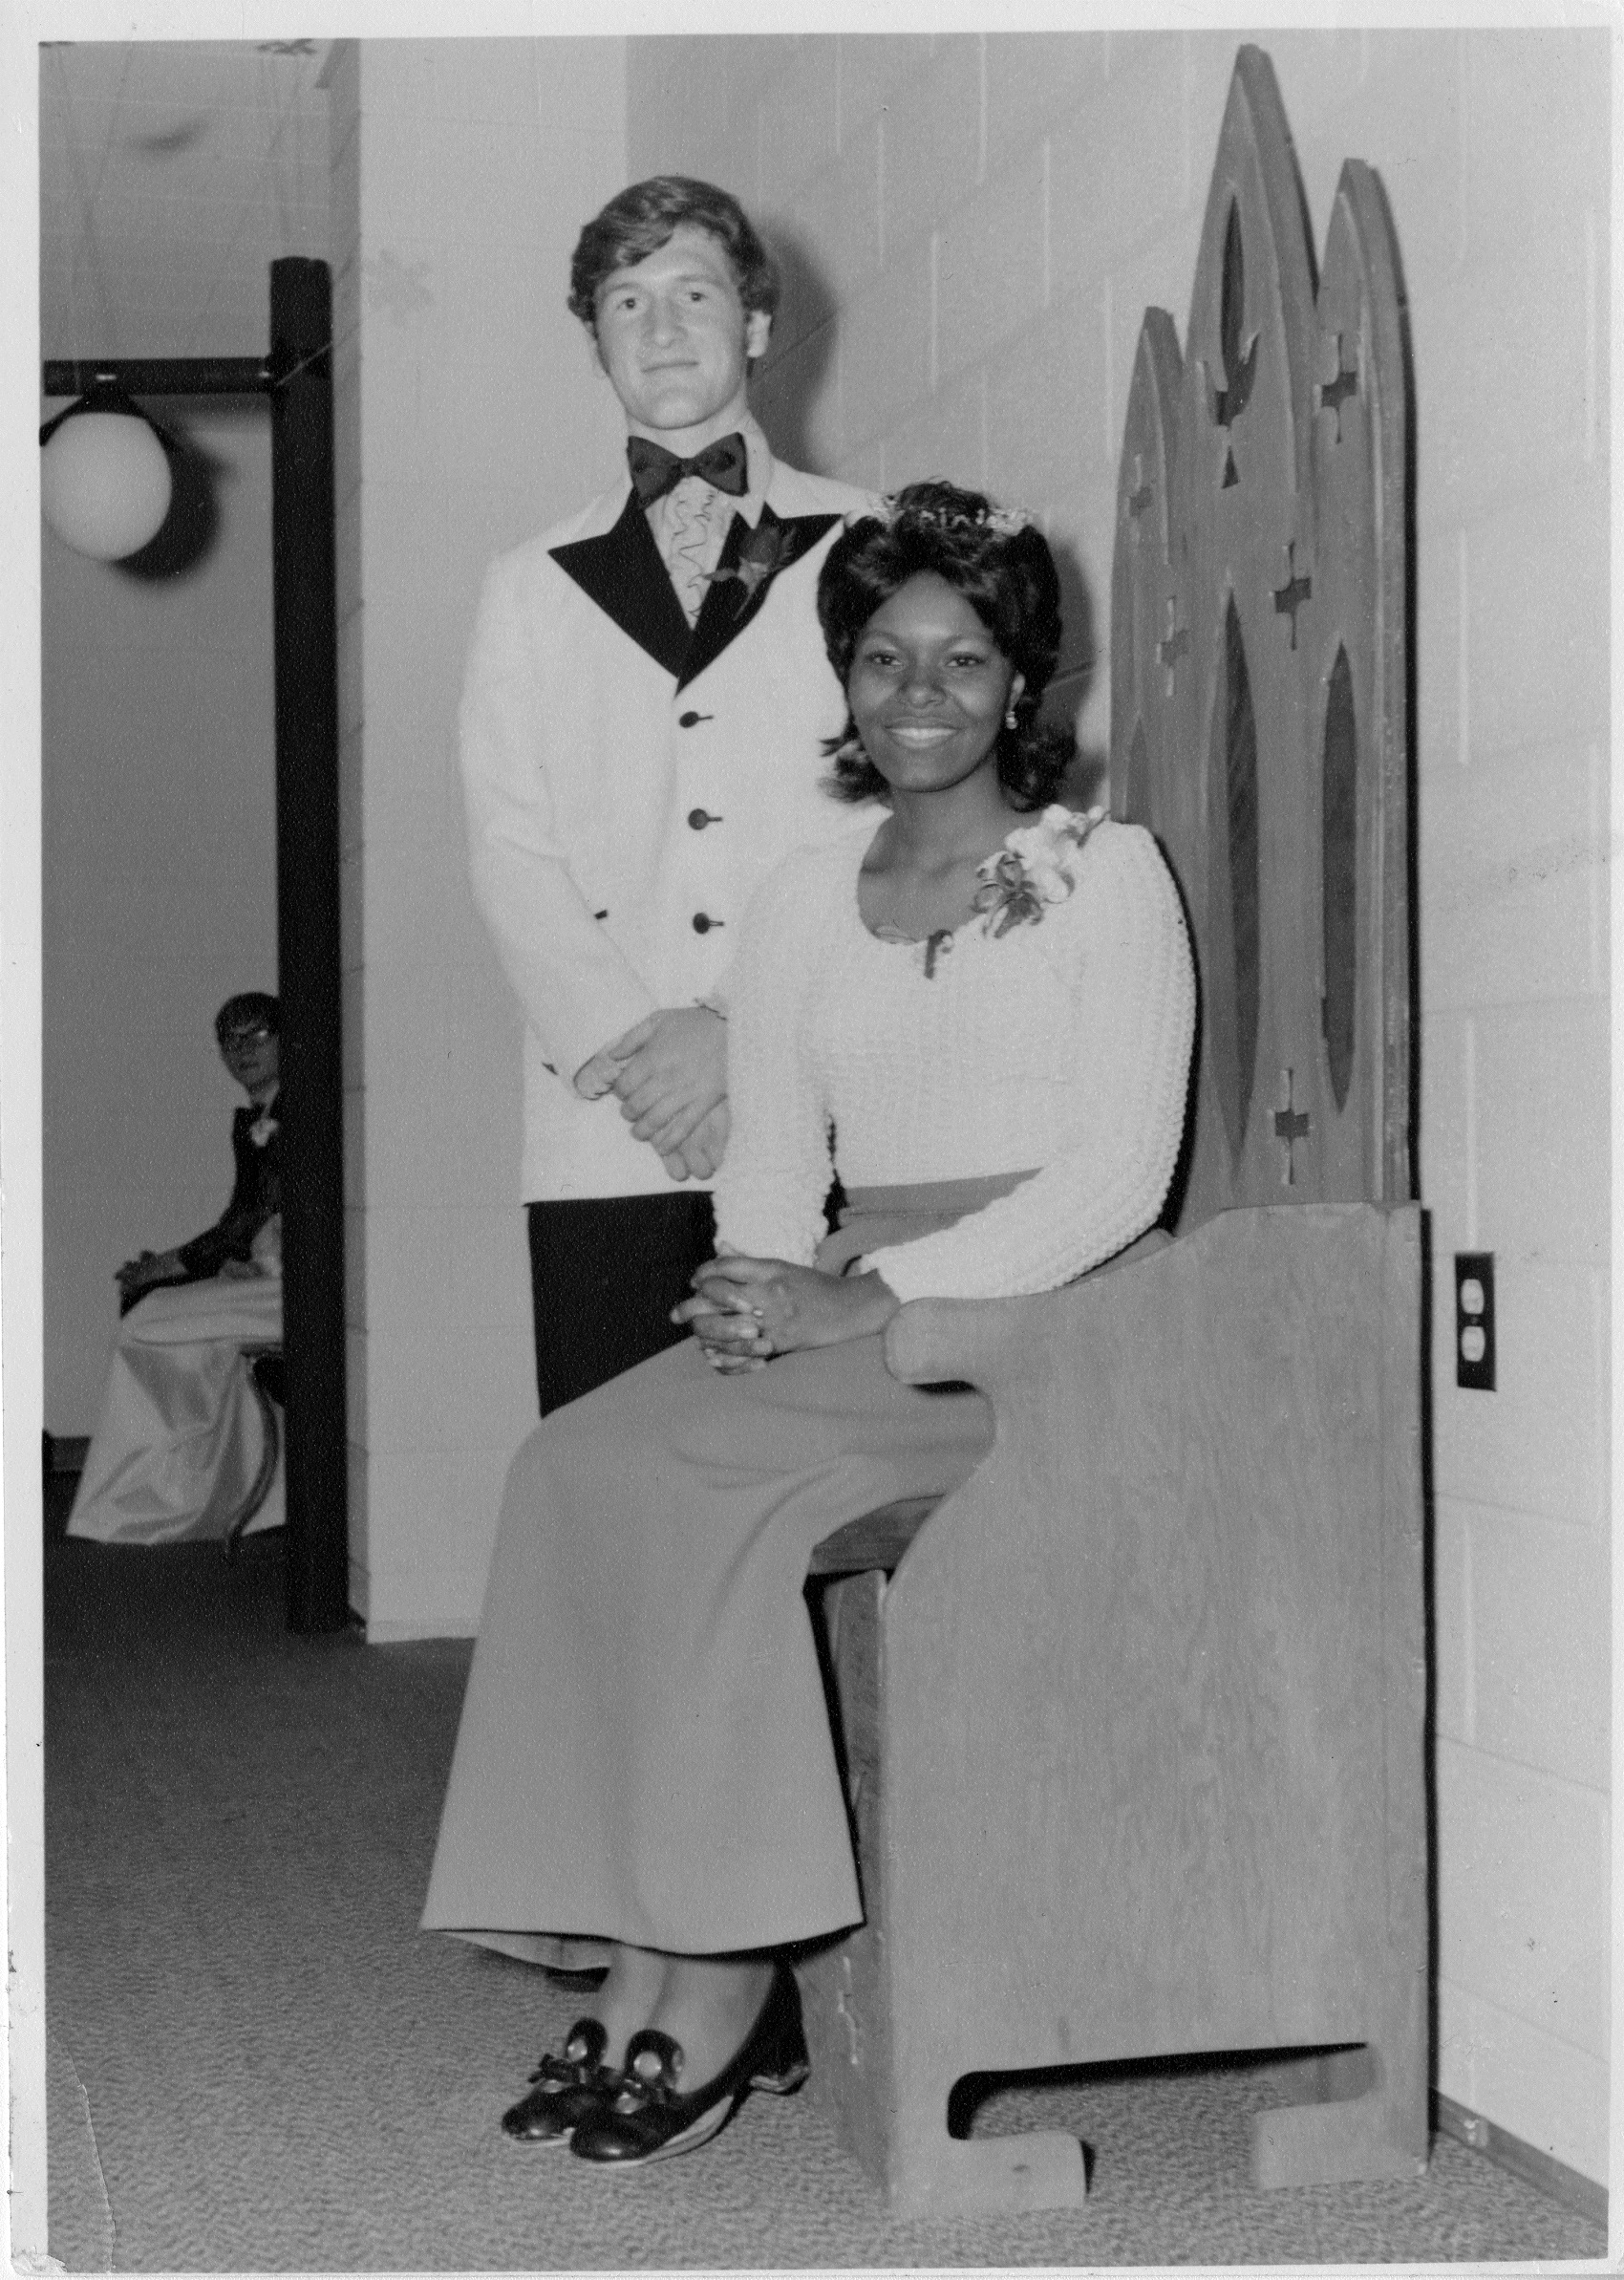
[42,402,279,1436]
[627,26,1611,2188]
[329,37,628,1637]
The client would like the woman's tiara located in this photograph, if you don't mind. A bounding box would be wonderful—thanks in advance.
[873,493,1034,538]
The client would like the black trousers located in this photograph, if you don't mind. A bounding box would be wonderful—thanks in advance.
[526,1193,717,1418]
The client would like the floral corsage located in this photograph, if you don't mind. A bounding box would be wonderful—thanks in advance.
[972,804,1103,937]
[710,521,793,607]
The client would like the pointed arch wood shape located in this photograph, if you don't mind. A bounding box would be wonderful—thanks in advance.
[1109,47,1413,1218]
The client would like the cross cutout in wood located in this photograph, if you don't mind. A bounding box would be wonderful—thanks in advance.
[1317,331,1361,441]
[1272,1066,1312,1186]
[1157,598,1189,693]
[1271,541,1313,649]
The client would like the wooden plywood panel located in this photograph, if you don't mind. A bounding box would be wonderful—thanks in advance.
[1108,47,1412,1223]
[865,1205,1427,2207]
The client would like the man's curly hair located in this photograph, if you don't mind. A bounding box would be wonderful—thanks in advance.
[816,482,1075,809]
[567,176,780,333]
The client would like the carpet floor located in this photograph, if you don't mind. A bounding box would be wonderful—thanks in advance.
[43,1504,1608,2271]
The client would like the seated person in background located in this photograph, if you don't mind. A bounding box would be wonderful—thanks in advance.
[68,993,287,1546]
[116,992,282,1314]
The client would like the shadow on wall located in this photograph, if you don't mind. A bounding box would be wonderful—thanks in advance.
[754,223,1107,807]
[1048,543,1105,809]
[753,226,838,477]
[114,417,230,582]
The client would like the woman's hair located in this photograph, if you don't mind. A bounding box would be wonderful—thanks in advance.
[567,177,780,332]
[215,992,279,1042]
[816,482,1076,809]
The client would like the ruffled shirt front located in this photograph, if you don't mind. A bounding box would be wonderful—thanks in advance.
[713,811,1197,1304]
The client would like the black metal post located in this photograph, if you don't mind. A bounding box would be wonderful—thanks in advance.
[267,256,350,1632]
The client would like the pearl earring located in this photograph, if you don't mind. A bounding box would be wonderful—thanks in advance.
[1004,704,1019,731]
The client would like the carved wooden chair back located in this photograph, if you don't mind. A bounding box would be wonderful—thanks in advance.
[1110,43,1411,1229]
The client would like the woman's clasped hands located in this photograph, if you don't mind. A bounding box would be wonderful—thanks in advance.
[673,1251,900,1372]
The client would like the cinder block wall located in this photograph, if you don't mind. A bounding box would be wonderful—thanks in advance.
[328,37,628,1635]
[628,27,1610,2186]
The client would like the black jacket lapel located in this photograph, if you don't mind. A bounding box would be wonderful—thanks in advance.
[677,506,841,693]
[549,491,691,678]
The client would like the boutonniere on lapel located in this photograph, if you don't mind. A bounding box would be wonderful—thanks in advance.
[249,1106,279,1148]
[708,518,797,612]
[972,805,1104,938]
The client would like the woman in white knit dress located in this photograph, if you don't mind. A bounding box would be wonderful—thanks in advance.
[422,483,1195,2168]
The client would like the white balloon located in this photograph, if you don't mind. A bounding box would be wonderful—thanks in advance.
[41,410,173,561]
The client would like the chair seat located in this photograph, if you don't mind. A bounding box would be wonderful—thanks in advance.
[248,1347,285,1409]
[806,1495,938,1578]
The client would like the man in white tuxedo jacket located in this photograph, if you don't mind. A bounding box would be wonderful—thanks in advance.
[460,176,873,1412]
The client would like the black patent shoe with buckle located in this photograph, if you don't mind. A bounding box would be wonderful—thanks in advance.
[501,2017,617,2145]
[568,1968,809,2169]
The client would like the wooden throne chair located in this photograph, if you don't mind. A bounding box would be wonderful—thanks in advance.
[797,46,1426,2217]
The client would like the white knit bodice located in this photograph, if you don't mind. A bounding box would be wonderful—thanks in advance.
[714,813,1196,1303]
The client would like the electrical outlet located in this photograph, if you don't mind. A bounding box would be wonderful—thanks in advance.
[1455,1252,1495,1391]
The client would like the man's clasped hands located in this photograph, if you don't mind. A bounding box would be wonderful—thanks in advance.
[574,1004,898,1371]
[574,1002,730,1180]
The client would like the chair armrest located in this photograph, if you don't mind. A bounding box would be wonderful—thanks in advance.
[883,1227,1173,1389]
[883,1294,1029,1389]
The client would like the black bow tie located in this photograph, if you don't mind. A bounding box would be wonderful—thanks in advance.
[627,432,749,507]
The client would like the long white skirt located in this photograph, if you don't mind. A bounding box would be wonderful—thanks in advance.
[420,1180,1036,1960]
[66,1274,284,1545]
